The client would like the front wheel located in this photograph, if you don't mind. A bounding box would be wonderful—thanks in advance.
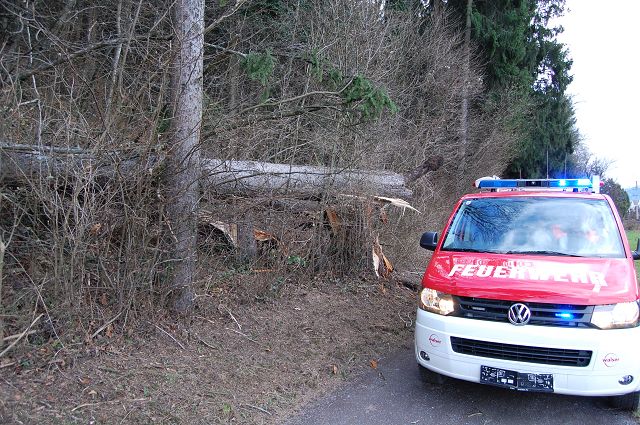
[418,364,447,385]
[607,391,640,411]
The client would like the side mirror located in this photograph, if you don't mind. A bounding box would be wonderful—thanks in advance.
[420,231,438,251]
[633,239,640,261]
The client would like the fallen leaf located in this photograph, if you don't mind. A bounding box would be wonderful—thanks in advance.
[332,365,338,375]
[89,223,102,236]
[324,209,341,235]
[379,209,388,224]
[254,229,277,242]
[369,359,378,369]
[99,293,108,306]
[105,324,113,338]
[79,376,91,386]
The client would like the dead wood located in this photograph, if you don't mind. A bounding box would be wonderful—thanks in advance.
[202,158,412,198]
[0,144,412,198]
[395,270,422,292]
[404,155,444,185]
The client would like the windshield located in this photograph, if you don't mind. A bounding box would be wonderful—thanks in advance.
[441,197,625,258]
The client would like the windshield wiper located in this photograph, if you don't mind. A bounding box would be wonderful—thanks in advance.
[503,250,584,257]
[442,247,487,253]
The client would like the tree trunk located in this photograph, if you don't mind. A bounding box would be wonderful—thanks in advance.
[459,0,472,182]
[0,145,413,199]
[0,239,4,350]
[201,158,413,199]
[167,0,204,314]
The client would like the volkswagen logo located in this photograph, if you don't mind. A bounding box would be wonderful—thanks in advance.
[508,303,531,325]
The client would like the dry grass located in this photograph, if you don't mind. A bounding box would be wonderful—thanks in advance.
[0,275,417,424]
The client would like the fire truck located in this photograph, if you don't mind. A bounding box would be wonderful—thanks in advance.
[415,177,640,410]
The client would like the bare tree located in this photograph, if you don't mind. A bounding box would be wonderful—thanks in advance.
[0,236,4,351]
[166,0,204,314]
[0,0,523,327]
[459,0,473,179]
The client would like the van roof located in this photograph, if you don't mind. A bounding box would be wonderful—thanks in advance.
[462,191,609,200]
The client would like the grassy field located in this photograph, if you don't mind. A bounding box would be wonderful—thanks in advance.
[626,229,640,281]
[627,230,640,251]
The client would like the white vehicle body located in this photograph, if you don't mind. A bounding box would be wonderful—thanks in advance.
[415,309,640,396]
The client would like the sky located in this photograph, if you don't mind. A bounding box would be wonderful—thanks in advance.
[554,0,640,189]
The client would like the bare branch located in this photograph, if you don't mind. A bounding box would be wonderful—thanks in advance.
[203,0,249,35]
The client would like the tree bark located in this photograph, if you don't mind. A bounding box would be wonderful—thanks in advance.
[0,239,4,351]
[167,0,204,314]
[404,155,444,185]
[202,158,412,198]
[0,145,413,199]
[459,0,473,181]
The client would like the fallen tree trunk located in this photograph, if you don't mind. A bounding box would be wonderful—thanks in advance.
[202,158,411,198]
[0,144,155,182]
[0,144,412,198]
[395,270,423,292]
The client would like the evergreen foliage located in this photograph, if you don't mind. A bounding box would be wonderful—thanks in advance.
[306,51,398,119]
[602,179,631,217]
[241,51,275,87]
[342,75,398,119]
[446,0,578,178]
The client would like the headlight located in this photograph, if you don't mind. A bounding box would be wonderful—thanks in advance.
[419,288,455,315]
[591,301,639,329]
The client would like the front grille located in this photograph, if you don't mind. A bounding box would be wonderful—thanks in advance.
[454,296,594,328]
[450,337,592,367]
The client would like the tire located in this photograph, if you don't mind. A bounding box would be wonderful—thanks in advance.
[418,364,447,385]
[607,391,640,411]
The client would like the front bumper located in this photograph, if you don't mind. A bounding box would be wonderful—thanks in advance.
[415,308,640,396]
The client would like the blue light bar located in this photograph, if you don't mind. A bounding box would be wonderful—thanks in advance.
[548,179,593,188]
[476,180,519,188]
[555,312,575,319]
[476,178,593,190]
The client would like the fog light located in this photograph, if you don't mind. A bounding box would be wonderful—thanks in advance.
[419,351,430,361]
[619,375,634,385]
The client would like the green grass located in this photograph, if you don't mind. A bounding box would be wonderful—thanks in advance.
[624,230,639,418]
[625,229,640,281]
[627,230,640,251]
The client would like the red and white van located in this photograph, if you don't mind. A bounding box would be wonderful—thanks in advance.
[415,177,640,410]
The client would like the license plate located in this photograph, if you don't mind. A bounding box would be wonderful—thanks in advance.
[480,365,554,392]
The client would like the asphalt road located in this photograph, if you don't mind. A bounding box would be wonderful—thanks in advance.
[285,345,638,425]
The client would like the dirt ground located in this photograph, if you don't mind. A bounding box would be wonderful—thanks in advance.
[0,275,418,424]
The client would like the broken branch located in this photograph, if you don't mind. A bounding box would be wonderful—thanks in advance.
[0,314,43,358]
